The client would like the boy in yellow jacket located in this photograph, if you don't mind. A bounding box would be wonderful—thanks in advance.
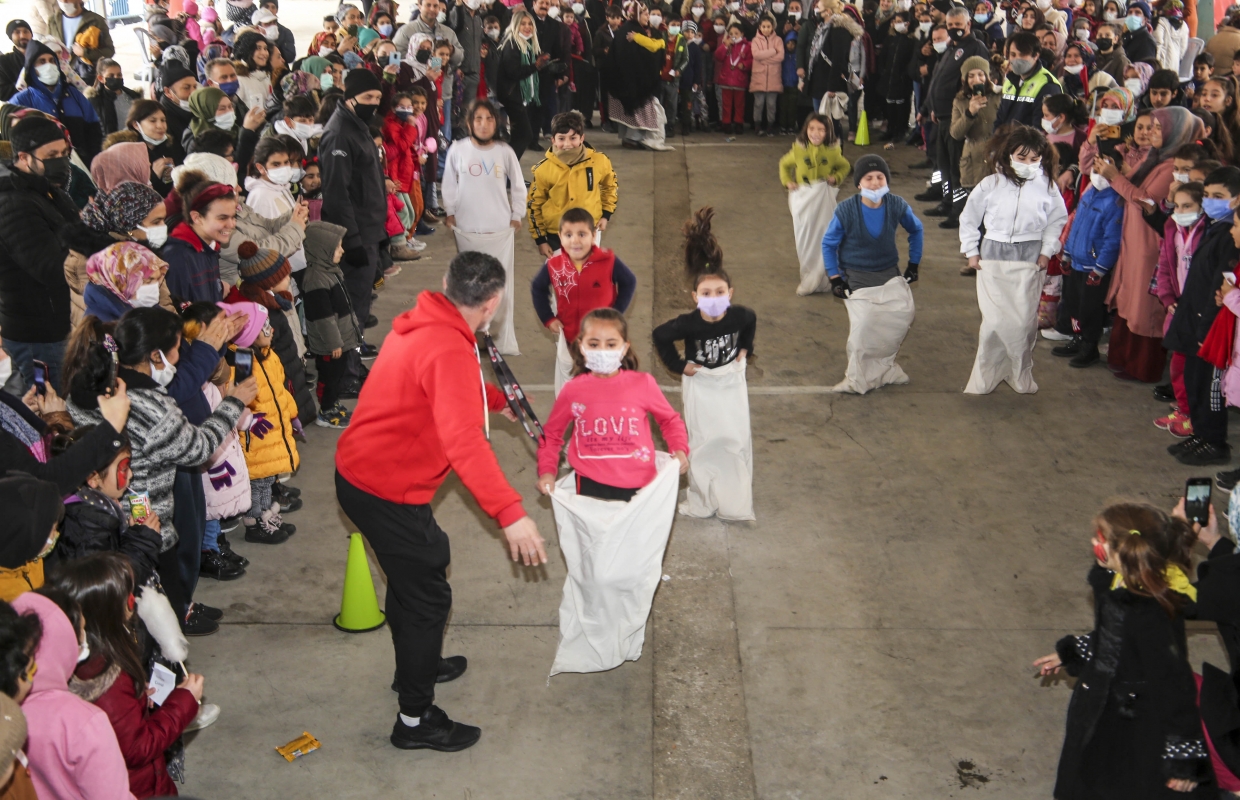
[528,110,619,258]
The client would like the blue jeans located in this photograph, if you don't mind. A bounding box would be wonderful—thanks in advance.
[437,96,452,181]
[1,339,66,394]
[204,519,221,552]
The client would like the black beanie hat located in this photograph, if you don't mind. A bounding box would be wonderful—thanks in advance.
[343,67,382,100]
[160,60,196,90]
[0,473,63,569]
[853,154,891,187]
[10,116,65,156]
[5,20,30,39]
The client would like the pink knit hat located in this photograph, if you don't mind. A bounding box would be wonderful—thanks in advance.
[216,301,268,348]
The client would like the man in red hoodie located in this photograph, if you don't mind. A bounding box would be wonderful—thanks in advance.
[335,251,546,753]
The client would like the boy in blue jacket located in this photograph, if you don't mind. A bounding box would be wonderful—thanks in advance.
[779,30,799,134]
[1055,175,1124,368]
[676,20,704,136]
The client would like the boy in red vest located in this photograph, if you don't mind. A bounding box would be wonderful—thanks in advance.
[530,207,638,395]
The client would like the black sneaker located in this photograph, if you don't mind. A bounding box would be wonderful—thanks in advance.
[365,314,379,329]
[1216,467,1240,491]
[390,656,470,692]
[276,483,301,498]
[1177,440,1232,466]
[1169,436,1202,456]
[1052,338,1082,358]
[923,203,951,217]
[1153,383,1176,402]
[938,217,959,229]
[181,605,219,636]
[220,515,241,533]
[218,531,248,568]
[913,187,940,201]
[193,602,224,621]
[200,550,245,580]
[272,486,303,513]
[390,706,481,752]
[1069,345,1100,368]
[244,512,290,545]
[359,343,379,359]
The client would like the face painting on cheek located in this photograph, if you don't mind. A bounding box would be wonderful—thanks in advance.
[116,457,131,491]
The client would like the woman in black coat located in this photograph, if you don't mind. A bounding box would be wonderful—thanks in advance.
[795,0,859,107]
[491,7,553,159]
[600,1,666,147]
[1036,504,1215,799]
[878,12,916,141]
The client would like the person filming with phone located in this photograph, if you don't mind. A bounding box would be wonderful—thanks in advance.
[335,251,546,755]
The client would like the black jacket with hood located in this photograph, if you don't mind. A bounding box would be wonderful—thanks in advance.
[319,104,388,250]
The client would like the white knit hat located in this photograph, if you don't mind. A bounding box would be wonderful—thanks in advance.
[171,152,238,189]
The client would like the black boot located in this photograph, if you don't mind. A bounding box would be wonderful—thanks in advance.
[390,706,481,752]
[217,531,249,567]
[914,186,940,202]
[200,549,245,580]
[1052,337,1082,357]
[1153,383,1176,401]
[1068,342,1100,368]
[924,203,951,217]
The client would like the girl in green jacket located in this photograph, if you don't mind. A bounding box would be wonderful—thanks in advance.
[778,112,851,189]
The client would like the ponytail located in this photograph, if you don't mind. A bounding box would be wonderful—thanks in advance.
[1044,93,1088,128]
[62,316,114,399]
[1096,502,1197,617]
[682,206,730,290]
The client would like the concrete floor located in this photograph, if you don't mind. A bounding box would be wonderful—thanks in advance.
[0,3,1229,793]
[176,134,1233,799]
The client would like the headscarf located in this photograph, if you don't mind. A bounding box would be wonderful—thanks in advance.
[188,86,230,137]
[226,0,255,25]
[308,31,336,57]
[1128,61,1153,95]
[1129,105,1203,185]
[300,55,331,77]
[622,0,643,20]
[404,32,435,77]
[1047,28,1068,56]
[280,70,322,98]
[170,152,239,188]
[1102,86,1138,122]
[90,142,151,193]
[335,3,356,24]
[81,181,164,234]
[85,241,168,303]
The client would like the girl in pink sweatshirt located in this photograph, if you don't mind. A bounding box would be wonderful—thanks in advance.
[537,308,689,501]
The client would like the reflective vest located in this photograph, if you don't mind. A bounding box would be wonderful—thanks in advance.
[1001,67,1062,106]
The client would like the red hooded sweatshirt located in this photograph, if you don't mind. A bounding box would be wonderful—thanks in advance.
[335,291,526,527]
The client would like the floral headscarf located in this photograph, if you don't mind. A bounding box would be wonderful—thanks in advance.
[280,70,322,98]
[1102,86,1138,122]
[90,143,151,194]
[85,242,168,304]
[308,31,337,57]
[81,181,164,235]
[1128,61,1154,96]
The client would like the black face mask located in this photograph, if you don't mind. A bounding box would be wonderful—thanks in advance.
[104,76,124,91]
[353,101,378,121]
[947,26,964,40]
[416,48,431,63]
[36,155,70,187]
[1096,36,1112,50]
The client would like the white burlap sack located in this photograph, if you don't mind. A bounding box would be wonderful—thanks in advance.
[832,276,915,394]
[964,259,1044,395]
[788,181,838,296]
[454,227,518,355]
[554,330,574,397]
[548,453,680,677]
[679,359,754,520]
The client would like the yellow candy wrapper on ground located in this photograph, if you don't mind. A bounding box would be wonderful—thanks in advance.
[276,732,321,762]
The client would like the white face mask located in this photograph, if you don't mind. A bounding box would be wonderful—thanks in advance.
[918,20,931,32]
[1173,170,1190,183]
[548,5,561,17]
[649,13,662,24]
[77,639,90,664]
[178,98,192,110]
[138,223,168,248]
[1098,107,1124,125]
[35,63,60,86]
[1089,171,1110,190]
[138,129,164,146]
[150,349,177,387]
[1011,158,1043,180]
[58,1,79,13]
[897,0,912,8]
[520,30,534,39]
[1075,27,1090,39]
[728,1,740,9]
[714,23,725,32]
[932,39,947,52]
[1124,78,1143,94]
[1064,63,1084,74]
[859,185,889,202]
[214,110,236,129]
[133,281,162,307]
[572,2,584,12]
[294,121,317,138]
[692,5,705,14]
[581,347,625,374]
[263,24,278,39]
[319,45,335,57]
[0,355,11,388]
[1172,210,1202,226]
[1041,117,1058,133]
[893,21,907,31]
[266,165,294,184]
[487,28,500,39]
[1103,10,1116,20]
[772,2,785,11]
[1035,0,1050,8]
[437,10,447,22]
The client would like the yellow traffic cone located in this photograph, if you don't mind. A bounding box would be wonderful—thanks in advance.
[333,533,386,633]
[855,109,871,146]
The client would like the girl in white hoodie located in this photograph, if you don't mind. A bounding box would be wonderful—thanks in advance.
[958,125,1069,395]
[244,136,307,283]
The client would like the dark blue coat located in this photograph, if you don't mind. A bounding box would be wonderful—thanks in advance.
[1063,184,1124,273]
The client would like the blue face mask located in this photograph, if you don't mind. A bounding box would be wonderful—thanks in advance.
[973,11,988,22]
[1124,13,1142,30]
[1204,196,1234,220]
[860,185,890,203]
[378,23,393,36]
[218,79,240,96]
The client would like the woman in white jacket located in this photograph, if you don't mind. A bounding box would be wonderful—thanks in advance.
[958,126,1068,395]
[1154,2,1189,72]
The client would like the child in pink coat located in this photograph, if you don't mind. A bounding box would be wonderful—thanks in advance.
[714,22,752,134]
[1154,182,1208,438]
[748,17,784,136]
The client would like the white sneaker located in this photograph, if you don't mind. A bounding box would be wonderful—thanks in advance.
[1040,328,1072,341]
[186,703,220,731]
[407,238,428,251]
